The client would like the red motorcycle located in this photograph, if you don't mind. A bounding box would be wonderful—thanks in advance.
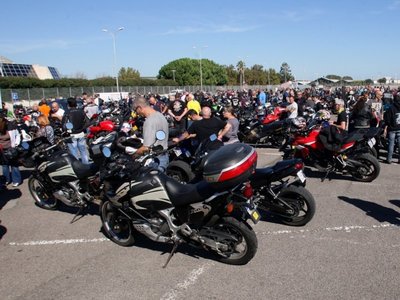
[261,106,287,125]
[87,120,116,145]
[284,116,380,182]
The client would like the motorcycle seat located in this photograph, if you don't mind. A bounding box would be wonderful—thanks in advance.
[250,159,300,185]
[71,159,98,179]
[158,172,216,207]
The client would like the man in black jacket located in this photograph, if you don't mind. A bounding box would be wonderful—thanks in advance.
[384,95,400,164]
[63,97,90,164]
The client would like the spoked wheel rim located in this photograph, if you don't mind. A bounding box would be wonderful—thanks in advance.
[29,178,57,209]
[101,202,133,243]
[212,223,248,260]
[278,195,308,222]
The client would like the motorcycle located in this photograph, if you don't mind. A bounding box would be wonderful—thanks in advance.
[249,159,315,226]
[100,133,260,267]
[24,123,113,222]
[167,135,316,226]
[284,118,380,182]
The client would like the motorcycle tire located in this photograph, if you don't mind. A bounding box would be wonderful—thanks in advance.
[349,153,380,182]
[166,160,195,183]
[28,176,58,210]
[208,217,257,265]
[270,185,316,226]
[101,201,135,247]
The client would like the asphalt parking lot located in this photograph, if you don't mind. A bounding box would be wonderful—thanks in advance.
[0,148,399,300]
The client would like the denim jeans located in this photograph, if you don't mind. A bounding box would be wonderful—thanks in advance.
[2,165,22,184]
[67,137,89,164]
[387,130,400,162]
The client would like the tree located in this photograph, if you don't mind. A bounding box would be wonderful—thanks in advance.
[158,58,228,86]
[279,62,294,83]
[225,64,239,85]
[342,76,353,81]
[118,67,140,80]
[365,79,374,85]
[326,74,341,80]
[377,77,387,84]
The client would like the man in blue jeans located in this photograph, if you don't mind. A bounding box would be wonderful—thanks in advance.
[63,98,90,164]
[384,94,400,164]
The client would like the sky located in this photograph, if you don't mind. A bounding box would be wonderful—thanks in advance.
[1,0,399,80]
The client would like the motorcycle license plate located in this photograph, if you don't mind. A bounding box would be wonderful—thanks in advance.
[368,138,376,148]
[297,170,306,183]
[174,148,182,157]
[245,207,260,224]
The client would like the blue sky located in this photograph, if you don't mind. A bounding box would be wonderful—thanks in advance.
[1,0,399,80]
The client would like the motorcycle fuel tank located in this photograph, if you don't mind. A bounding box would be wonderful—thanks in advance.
[39,152,78,182]
[128,170,173,211]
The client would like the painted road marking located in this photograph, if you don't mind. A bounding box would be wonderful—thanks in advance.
[9,237,110,246]
[160,262,214,300]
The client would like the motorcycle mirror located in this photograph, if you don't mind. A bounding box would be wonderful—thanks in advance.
[155,130,166,141]
[21,142,30,150]
[65,122,73,130]
[102,147,112,158]
[209,134,217,141]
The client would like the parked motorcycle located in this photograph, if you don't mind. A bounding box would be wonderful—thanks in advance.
[284,119,380,182]
[100,133,260,267]
[24,123,112,222]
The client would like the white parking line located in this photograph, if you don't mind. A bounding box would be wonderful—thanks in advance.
[9,237,110,246]
[160,262,214,300]
[256,223,400,236]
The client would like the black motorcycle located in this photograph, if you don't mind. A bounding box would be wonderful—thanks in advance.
[100,133,260,267]
[166,136,316,226]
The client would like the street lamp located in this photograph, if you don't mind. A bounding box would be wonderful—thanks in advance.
[193,45,208,91]
[102,27,124,95]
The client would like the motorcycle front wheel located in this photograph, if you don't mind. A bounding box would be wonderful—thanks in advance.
[101,201,135,246]
[205,217,258,265]
[28,176,58,210]
[267,185,316,226]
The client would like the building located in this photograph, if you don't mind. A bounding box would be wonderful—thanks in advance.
[0,56,61,80]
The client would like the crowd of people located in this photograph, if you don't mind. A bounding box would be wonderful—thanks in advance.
[0,84,399,189]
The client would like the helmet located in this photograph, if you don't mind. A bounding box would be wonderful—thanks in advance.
[315,109,331,121]
[291,117,306,128]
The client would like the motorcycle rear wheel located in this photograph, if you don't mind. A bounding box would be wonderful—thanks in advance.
[28,176,58,210]
[268,185,316,226]
[349,153,380,182]
[101,201,135,246]
[166,160,194,183]
[207,217,257,265]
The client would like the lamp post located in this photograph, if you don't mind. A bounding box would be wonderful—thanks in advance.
[193,45,208,91]
[102,27,124,95]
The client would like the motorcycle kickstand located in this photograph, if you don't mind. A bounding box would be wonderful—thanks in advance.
[321,169,332,182]
[70,206,85,224]
[162,241,181,269]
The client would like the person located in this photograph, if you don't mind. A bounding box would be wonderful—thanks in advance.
[0,117,22,188]
[220,106,240,145]
[132,97,169,172]
[167,94,187,134]
[36,115,54,144]
[62,98,90,164]
[368,89,384,127]
[349,94,373,131]
[286,94,298,119]
[149,95,166,114]
[173,106,228,148]
[186,93,201,128]
[50,102,65,121]
[330,98,347,131]
[84,96,99,120]
[38,98,51,117]
[383,94,400,164]
[30,103,41,122]
[258,89,266,107]
[1,102,15,119]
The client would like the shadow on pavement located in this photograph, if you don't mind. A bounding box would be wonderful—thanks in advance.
[338,196,400,225]
[0,188,22,210]
[304,167,350,182]
[0,222,7,240]
[389,199,400,208]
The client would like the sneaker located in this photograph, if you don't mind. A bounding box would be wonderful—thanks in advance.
[12,182,20,187]
[385,160,392,164]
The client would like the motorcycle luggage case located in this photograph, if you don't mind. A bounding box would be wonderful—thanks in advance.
[203,143,257,190]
